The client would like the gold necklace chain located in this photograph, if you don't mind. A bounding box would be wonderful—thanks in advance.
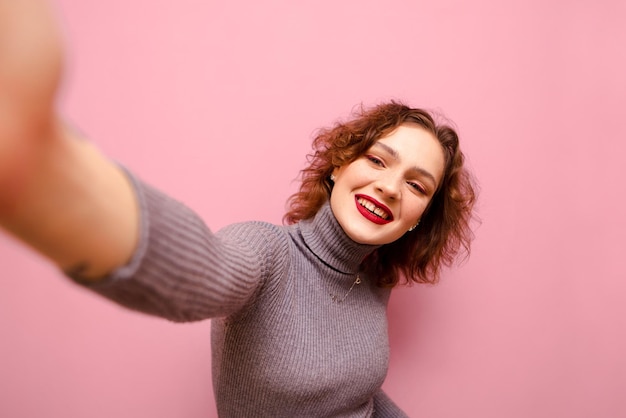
[330,274,362,303]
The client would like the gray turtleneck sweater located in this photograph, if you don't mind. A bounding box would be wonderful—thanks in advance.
[75,173,408,417]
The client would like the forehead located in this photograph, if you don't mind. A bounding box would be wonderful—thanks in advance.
[374,124,446,183]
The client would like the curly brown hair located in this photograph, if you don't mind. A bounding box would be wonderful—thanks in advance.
[284,101,477,287]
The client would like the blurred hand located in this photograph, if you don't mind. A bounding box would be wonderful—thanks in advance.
[0,0,64,208]
[0,0,63,125]
[0,1,139,280]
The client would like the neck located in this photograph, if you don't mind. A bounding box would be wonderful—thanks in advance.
[298,203,380,275]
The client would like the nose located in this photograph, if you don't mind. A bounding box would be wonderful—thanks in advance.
[375,172,401,200]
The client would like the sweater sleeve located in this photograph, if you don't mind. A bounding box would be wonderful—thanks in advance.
[373,389,409,418]
[68,170,287,322]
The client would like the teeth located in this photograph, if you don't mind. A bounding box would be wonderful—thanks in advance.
[357,197,389,220]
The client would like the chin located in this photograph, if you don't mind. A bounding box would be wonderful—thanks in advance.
[345,229,401,246]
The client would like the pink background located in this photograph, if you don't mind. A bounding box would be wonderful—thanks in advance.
[1,0,625,417]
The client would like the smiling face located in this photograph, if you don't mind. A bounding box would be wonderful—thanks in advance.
[330,124,446,245]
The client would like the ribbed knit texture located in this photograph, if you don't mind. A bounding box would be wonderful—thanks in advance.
[73,172,409,417]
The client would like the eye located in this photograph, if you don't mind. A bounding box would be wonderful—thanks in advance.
[408,181,427,195]
[366,155,385,167]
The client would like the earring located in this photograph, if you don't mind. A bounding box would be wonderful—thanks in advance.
[408,220,420,232]
[330,174,336,182]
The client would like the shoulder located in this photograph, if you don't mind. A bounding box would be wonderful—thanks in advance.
[217,220,288,246]
[217,221,292,274]
[216,221,294,311]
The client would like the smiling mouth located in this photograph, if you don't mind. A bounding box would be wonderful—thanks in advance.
[355,195,393,224]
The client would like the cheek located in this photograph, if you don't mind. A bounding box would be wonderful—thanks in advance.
[404,198,430,220]
[332,168,365,193]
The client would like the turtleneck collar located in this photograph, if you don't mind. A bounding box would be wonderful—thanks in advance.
[298,202,380,275]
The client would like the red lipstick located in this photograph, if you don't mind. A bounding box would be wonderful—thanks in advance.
[355,194,393,225]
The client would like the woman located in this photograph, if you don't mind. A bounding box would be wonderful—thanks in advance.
[0,2,476,417]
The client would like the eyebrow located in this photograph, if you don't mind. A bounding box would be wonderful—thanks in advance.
[371,142,438,187]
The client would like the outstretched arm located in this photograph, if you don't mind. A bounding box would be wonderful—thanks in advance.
[0,0,139,279]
